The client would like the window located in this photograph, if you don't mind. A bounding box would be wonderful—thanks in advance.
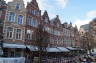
[31,10,34,15]
[15,29,22,40]
[31,19,35,27]
[10,51,15,57]
[31,10,39,16]
[8,12,15,22]
[33,10,36,15]
[15,49,21,57]
[16,4,20,10]
[27,30,32,40]
[35,10,40,16]
[3,49,8,57]
[27,17,38,27]
[34,19,38,27]
[18,15,23,24]
[27,17,31,25]
[45,17,48,23]
[6,27,13,39]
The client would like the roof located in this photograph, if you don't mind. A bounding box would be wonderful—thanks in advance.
[50,15,61,25]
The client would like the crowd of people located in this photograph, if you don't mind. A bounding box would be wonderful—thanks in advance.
[41,57,75,63]
[40,55,96,63]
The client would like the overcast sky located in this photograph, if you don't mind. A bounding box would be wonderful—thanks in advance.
[5,0,96,29]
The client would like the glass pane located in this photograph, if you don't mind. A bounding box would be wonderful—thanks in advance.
[9,32,12,38]
[18,15,23,24]
[16,34,18,39]
[8,12,15,22]
[16,4,20,10]
[16,29,21,33]
[7,27,13,32]
[27,17,31,25]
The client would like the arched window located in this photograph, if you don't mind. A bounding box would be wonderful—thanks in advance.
[18,15,23,24]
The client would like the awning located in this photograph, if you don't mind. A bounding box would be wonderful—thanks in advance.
[67,47,77,50]
[0,48,3,55]
[46,47,61,52]
[57,47,70,52]
[0,57,25,63]
[26,45,38,51]
[3,43,26,49]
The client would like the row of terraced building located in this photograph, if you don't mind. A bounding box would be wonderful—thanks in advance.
[0,0,80,63]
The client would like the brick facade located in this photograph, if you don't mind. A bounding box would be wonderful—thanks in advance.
[0,0,7,50]
[2,0,80,48]
[25,0,41,46]
[0,0,7,37]
[3,0,26,44]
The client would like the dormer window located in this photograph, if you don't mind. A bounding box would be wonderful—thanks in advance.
[16,4,20,10]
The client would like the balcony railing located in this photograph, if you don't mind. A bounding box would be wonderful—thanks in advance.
[0,57,25,63]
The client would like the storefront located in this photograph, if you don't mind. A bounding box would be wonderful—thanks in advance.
[3,43,26,57]
[25,45,38,63]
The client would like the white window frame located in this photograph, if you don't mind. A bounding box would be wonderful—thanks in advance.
[17,15,23,24]
[7,11,16,22]
[15,28,22,40]
[26,30,32,40]
[6,27,13,39]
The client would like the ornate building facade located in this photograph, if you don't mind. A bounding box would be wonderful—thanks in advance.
[25,0,41,46]
[0,0,80,62]
[3,0,26,57]
[0,0,7,56]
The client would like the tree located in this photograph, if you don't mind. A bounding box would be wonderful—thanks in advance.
[80,32,94,54]
[34,24,49,63]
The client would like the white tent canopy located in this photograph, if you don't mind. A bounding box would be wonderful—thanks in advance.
[67,47,77,50]
[3,43,26,49]
[26,45,38,51]
[57,47,70,52]
[46,47,61,52]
